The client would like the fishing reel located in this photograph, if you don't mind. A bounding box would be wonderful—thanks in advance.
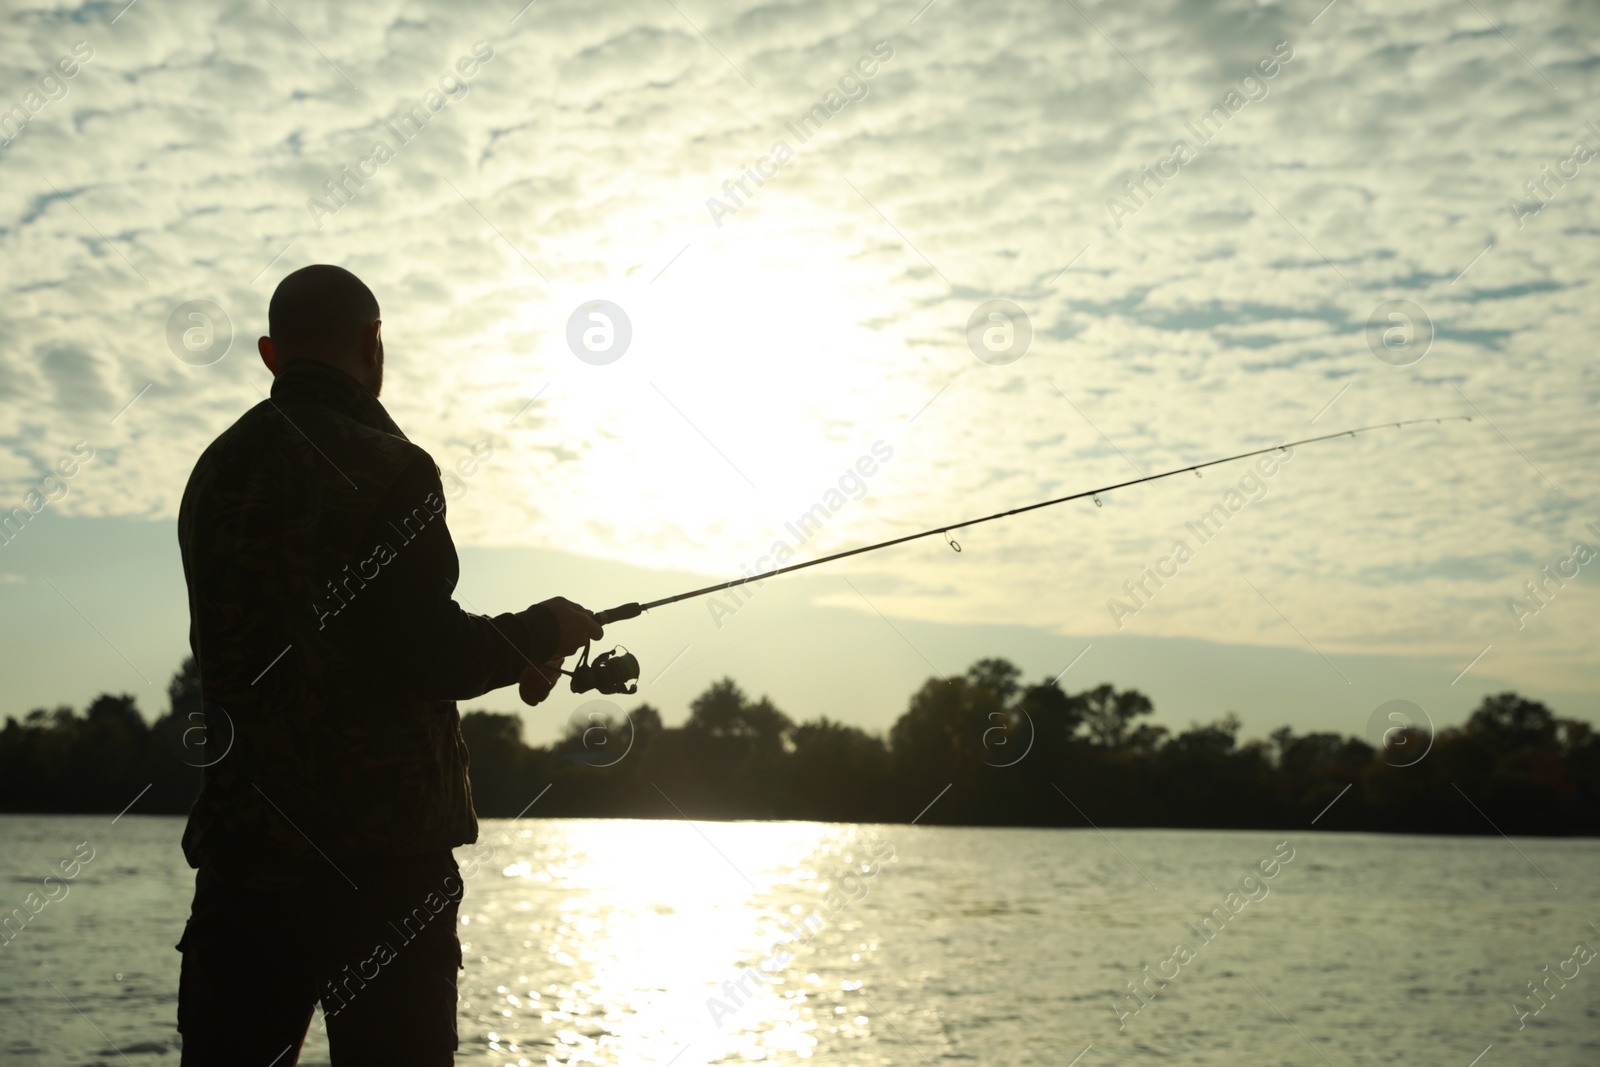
[568,641,640,696]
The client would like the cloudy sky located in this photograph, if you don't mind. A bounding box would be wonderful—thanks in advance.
[1,0,1596,749]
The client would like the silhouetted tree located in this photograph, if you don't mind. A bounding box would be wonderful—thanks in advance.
[785,717,890,821]
[966,658,1023,705]
[461,711,528,816]
[1017,679,1085,743]
[889,677,999,785]
[685,678,792,751]
[627,703,664,745]
[1467,692,1556,753]
[4,656,1596,835]
[1077,684,1156,749]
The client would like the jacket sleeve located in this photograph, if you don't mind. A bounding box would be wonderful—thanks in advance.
[338,452,560,701]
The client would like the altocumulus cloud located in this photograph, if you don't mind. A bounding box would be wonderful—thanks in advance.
[0,0,1593,678]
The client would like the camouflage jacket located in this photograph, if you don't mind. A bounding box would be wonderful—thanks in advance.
[178,359,556,888]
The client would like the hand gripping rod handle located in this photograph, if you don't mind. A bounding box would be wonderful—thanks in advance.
[594,602,643,625]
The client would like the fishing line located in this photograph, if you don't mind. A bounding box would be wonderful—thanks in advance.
[591,416,1471,626]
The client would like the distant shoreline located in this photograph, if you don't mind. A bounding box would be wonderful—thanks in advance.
[2,810,1594,841]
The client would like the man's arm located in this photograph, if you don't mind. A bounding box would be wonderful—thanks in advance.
[336,453,560,702]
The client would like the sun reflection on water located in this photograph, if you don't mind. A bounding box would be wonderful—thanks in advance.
[454,818,895,1065]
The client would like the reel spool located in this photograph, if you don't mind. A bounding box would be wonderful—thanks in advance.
[568,642,640,696]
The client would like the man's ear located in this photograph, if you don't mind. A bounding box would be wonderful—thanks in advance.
[258,336,278,376]
[363,320,382,369]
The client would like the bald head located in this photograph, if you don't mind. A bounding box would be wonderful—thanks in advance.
[260,265,384,395]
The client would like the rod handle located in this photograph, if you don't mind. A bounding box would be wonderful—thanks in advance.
[594,602,643,625]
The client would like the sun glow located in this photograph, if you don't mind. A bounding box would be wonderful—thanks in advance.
[471,209,934,576]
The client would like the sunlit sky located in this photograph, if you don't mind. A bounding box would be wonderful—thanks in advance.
[1,0,1596,749]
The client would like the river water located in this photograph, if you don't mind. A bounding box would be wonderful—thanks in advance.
[2,815,1597,1066]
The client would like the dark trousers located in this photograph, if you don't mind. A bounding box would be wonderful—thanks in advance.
[176,851,464,1066]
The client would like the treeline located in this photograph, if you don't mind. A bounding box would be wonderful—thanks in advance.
[2,657,1597,835]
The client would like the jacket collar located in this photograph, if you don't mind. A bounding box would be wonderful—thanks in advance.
[270,359,408,442]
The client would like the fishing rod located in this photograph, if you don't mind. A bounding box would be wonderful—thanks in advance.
[561,416,1472,696]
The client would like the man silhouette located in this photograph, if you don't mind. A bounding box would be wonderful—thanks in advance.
[174,264,598,1065]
